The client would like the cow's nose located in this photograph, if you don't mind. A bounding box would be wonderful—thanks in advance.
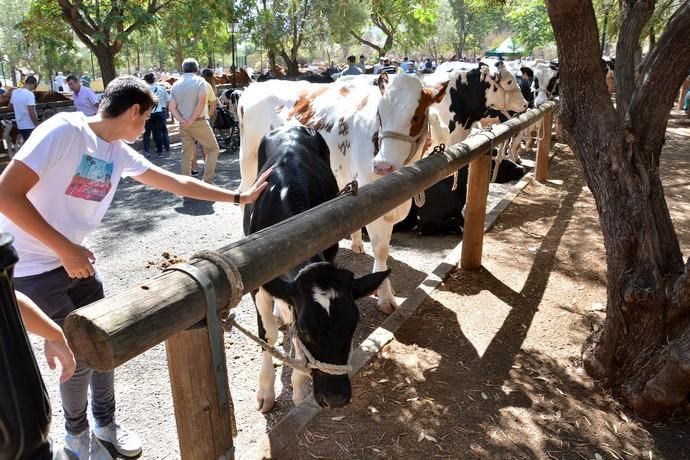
[373,161,395,176]
[318,392,350,409]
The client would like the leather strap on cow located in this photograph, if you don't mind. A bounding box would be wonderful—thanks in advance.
[223,313,352,376]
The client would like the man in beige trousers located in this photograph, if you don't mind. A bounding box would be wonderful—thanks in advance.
[169,58,220,183]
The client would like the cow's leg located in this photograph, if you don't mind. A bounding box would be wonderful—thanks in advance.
[366,201,411,313]
[350,229,365,254]
[291,369,311,406]
[255,287,278,413]
[273,298,293,329]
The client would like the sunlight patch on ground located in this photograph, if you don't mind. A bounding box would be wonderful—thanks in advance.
[436,289,512,359]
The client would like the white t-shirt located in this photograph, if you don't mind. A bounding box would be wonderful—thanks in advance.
[55,75,66,88]
[10,88,36,130]
[0,112,152,276]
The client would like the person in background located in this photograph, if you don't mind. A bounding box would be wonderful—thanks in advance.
[358,55,367,73]
[405,61,417,74]
[341,55,364,77]
[143,73,169,157]
[169,58,220,183]
[373,57,385,75]
[0,75,271,460]
[0,81,6,97]
[378,58,396,75]
[54,72,66,92]
[66,76,100,117]
[9,75,39,142]
[79,72,91,88]
[191,68,219,176]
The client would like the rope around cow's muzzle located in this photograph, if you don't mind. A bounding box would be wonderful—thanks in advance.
[222,313,352,376]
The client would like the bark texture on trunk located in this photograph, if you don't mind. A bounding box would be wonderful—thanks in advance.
[546,0,690,418]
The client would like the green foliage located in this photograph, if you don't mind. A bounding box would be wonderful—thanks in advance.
[503,0,553,55]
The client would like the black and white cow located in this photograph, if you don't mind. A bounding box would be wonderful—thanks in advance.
[243,125,390,412]
[426,62,528,147]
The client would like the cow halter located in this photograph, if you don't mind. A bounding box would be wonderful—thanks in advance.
[223,313,352,376]
[377,110,428,165]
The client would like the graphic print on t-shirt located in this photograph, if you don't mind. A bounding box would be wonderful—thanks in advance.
[64,154,113,202]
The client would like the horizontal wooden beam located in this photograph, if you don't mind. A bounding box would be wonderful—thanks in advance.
[64,101,558,371]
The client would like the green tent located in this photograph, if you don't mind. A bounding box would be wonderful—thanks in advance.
[485,37,524,58]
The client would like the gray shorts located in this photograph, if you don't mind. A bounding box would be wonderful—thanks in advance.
[14,267,104,326]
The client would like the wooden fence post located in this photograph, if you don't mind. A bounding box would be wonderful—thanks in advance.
[461,153,491,270]
[535,110,553,183]
[166,327,235,460]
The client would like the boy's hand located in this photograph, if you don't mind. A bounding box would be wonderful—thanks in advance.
[44,335,77,383]
[241,167,274,204]
[58,243,96,278]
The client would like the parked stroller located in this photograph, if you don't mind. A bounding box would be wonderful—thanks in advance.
[212,106,239,153]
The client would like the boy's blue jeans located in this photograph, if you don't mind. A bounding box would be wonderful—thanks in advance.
[15,267,114,435]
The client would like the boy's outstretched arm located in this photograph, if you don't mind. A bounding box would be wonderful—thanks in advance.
[0,160,96,279]
[134,164,272,204]
[15,291,76,383]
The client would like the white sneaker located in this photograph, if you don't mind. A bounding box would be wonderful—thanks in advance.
[93,421,142,457]
[64,430,112,460]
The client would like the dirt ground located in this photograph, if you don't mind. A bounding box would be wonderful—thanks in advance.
[279,113,690,459]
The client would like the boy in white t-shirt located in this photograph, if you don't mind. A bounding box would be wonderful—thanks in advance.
[0,76,271,460]
[9,75,39,141]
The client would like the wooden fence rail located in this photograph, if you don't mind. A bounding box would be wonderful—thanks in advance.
[63,100,557,459]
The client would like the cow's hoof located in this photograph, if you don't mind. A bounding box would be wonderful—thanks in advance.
[377,298,397,315]
[351,241,365,254]
[256,392,276,413]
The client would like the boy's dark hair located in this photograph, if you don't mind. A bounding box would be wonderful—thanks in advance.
[66,75,78,83]
[201,68,214,82]
[99,76,156,118]
[143,73,156,84]
[347,55,356,64]
[25,76,37,86]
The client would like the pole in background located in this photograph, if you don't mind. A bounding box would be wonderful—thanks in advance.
[90,50,96,80]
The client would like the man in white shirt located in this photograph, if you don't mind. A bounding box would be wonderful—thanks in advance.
[9,75,39,141]
[169,58,221,183]
[66,75,100,116]
[54,71,66,91]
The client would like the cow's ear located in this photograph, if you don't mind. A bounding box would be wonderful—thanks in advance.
[378,72,389,94]
[262,277,298,303]
[432,81,449,103]
[352,270,391,300]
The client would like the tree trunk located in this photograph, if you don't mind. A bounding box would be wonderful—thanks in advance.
[280,50,299,77]
[546,0,690,418]
[93,45,118,87]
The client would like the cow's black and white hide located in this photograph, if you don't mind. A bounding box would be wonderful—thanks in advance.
[243,125,390,412]
[395,151,525,236]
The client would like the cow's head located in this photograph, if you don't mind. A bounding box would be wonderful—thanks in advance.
[264,262,390,408]
[484,64,528,113]
[532,65,560,106]
[373,73,448,175]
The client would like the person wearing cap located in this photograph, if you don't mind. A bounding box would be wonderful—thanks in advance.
[519,66,535,108]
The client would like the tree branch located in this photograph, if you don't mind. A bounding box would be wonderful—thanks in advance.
[349,30,382,55]
[615,0,655,119]
[627,3,690,145]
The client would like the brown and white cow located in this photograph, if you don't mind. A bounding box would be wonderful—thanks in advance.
[238,73,447,313]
